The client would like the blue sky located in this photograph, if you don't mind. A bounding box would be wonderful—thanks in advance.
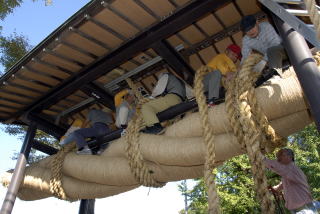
[0,1,188,213]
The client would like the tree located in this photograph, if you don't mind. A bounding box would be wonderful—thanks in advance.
[178,124,320,213]
[0,0,52,20]
[0,32,31,73]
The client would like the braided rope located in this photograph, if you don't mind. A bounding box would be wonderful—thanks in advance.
[225,54,278,213]
[49,142,75,200]
[304,0,320,40]
[124,79,166,188]
[194,66,220,214]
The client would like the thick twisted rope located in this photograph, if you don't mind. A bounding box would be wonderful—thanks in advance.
[49,142,75,200]
[194,66,220,214]
[124,79,165,188]
[304,0,320,40]
[225,54,280,213]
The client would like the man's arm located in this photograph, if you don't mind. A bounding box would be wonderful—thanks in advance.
[241,38,251,64]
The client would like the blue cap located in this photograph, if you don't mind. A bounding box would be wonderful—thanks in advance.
[240,15,256,32]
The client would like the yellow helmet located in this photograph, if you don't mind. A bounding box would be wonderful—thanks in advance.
[114,89,132,107]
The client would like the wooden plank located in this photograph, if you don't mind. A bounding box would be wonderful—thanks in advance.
[215,37,234,54]
[198,46,218,64]
[189,53,203,70]
[41,54,82,72]
[196,14,224,36]
[64,32,108,57]
[20,68,59,86]
[0,91,32,103]
[53,44,95,65]
[79,21,123,49]
[111,0,157,29]
[140,0,175,18]
[29,61,70,79]
[5,85,41,97]
[236,0,260,16]
[179,25,206,45]
[94,8,139,38]
[166,35,184,48]
[215,3,242,27]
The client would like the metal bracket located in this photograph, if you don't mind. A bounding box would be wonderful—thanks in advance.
[259,0,320,49]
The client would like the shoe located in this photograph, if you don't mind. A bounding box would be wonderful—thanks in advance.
[207,97,224,106]
[143,123,164,134]
[76,146,92,155]
[270,68,284,78]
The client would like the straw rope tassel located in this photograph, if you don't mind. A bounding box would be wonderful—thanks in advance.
[124,78,165,188]
[304,0,320,40]
[49,142,76,200]
[194,66,220,214]
[225,54,276,213]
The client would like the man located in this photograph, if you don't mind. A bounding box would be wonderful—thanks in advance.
[114,89,136,129]
[60,108,113,155]
[141,72,186,134]
[204,44,241,106]
[241,15,286,77]
[264,148,320,213]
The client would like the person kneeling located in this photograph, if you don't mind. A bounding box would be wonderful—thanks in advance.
[60,108,113,155]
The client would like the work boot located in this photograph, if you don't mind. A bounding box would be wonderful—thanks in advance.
[76,145,92,155]
[143,123,164,134]
[207,97,224,107]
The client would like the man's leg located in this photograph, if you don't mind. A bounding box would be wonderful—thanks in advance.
[203,70,222,100]
[141,94,182,127]
[267,45,287,77]
[73,123,109,149]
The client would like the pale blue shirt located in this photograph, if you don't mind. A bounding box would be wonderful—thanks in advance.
[241,22,282,63]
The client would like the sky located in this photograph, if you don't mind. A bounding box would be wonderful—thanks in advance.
[0,1,190,213]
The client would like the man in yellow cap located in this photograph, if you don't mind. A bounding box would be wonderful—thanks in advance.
[114,89,136,129]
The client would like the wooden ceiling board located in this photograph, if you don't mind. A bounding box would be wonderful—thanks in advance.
[198,46,218,64]
[196,14,224,36]
[231,31,243,47]
[189,54,204,71]
[179,25,206,45]
[111,0,157,29]
[215,3,242,27]
[53,44,95,65]
[0,99,23,108]
[65,94,87,103]
[132,53,153,64]
[10,78,49,92]
[20,69,59,86]
[120,61,138,71]
[42,110,58,116]
[74,90,89,99]
[79,22,123,49]
[94,9,139,39]
[5,85,41,97]
[215,37,233,53]
[215,37,234,54]
[29,62,70,79]
[174,0,191,6]
[64,33,108,57]
[0,106,16,113]
[41,54,82,72]
[0,91,32,103]
[166,35,184,48]
[236,0,260,16]
[140,0,175,18]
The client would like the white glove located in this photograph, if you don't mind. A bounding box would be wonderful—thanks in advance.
[253,60,267,73]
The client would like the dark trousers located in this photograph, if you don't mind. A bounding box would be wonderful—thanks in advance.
[65,122,110,149]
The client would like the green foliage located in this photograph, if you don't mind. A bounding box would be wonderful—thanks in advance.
[0,32,31,73]
[178,124,320,213]
[0,0,23,20]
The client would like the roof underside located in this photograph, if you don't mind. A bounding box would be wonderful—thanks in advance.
[0,0,265,129]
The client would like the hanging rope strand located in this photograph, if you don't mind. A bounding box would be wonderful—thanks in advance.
[194,66,220,214]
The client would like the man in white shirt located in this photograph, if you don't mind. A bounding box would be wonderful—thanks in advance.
[241,15,286,77]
